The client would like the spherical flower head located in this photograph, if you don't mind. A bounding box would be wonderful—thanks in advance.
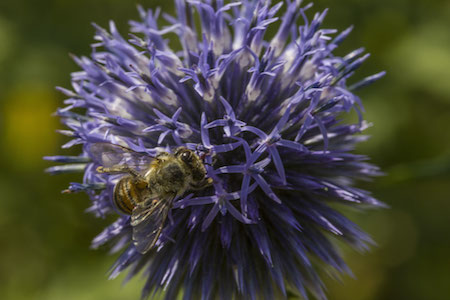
[46,1,386,299]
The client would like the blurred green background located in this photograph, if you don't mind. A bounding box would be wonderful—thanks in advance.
[0,0,449,299]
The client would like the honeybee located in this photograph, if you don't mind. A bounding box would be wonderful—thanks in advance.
[89,143,213,254]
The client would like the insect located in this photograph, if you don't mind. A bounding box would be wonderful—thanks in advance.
[89,143,213,254]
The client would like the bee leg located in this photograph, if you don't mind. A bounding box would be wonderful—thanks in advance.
[190,177,213,190]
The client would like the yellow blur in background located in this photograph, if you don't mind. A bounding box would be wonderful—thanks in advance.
[4,85,59,170]
[0,0,449,299]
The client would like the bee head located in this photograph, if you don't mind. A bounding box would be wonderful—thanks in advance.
[174,147,206,181]
[174,147,193,163]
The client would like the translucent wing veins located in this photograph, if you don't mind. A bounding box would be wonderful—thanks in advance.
[88,143,154,172]
[131,198,174,254]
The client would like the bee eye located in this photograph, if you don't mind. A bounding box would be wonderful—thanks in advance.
[180,151,192,163]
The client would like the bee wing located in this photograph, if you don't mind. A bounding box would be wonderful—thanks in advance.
[87,143,154,171]
[130,198,173,254]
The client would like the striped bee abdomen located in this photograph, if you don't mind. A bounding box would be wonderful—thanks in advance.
[113,176,139,215]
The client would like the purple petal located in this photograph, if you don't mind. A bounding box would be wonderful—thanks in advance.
[267,147,286,185]
[240,174,251,215]
[201,203,220,231]
[253,174,281,204]
[200,113,211,147]
[224,200,253,224]
[277,139,308,152]
[215,165,246,174]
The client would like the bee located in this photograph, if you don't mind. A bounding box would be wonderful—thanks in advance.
[89,143,213,254]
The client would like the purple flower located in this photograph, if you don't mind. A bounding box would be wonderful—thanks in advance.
[46,1,385,299]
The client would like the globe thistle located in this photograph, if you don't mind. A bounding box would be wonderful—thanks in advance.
[46,0,386,299]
